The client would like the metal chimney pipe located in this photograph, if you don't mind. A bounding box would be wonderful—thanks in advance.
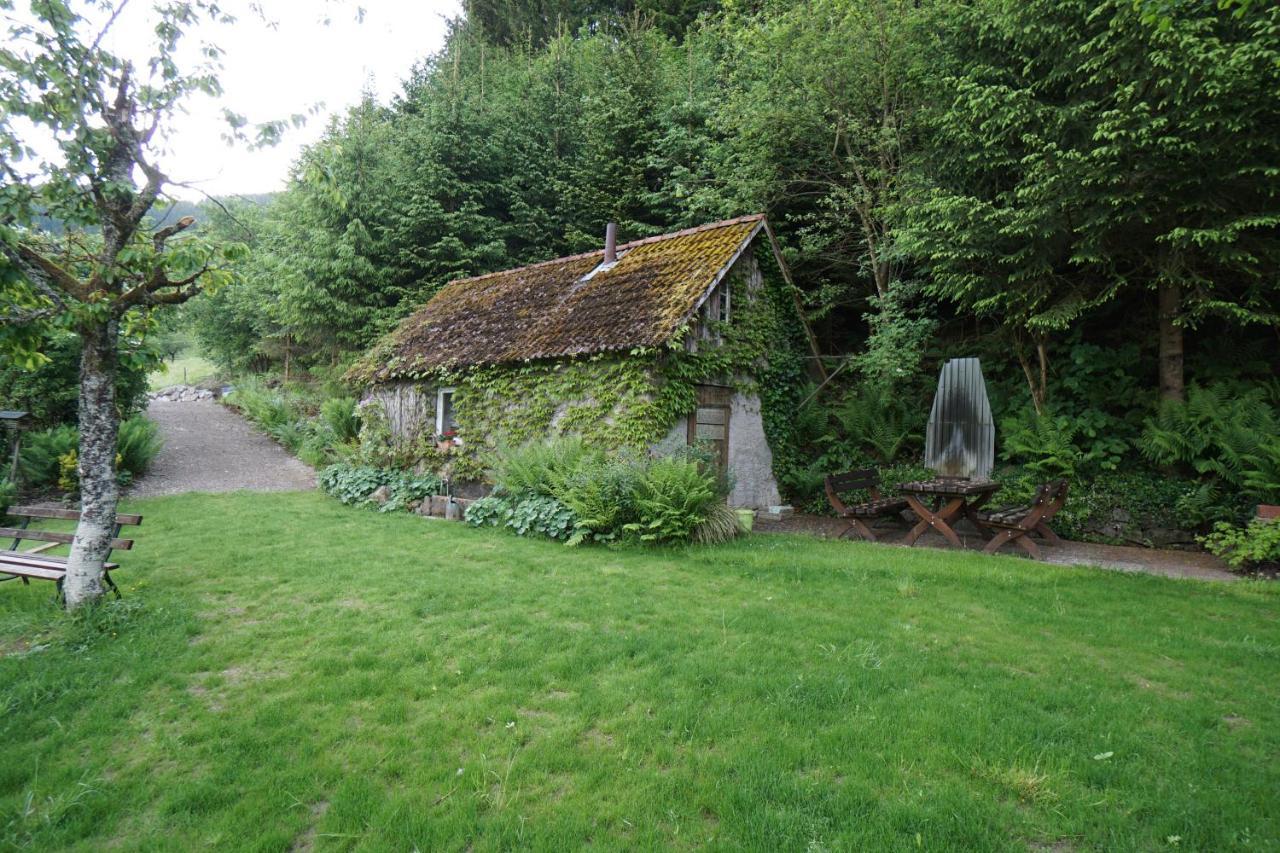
[604,222,617,265]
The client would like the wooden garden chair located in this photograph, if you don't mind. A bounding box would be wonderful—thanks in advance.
[824,469,909,542]
[976,480,1069,559]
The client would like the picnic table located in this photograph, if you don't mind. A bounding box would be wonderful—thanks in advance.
[897,478,1001,548]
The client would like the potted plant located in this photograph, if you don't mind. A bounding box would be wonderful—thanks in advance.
[436,429,458,452]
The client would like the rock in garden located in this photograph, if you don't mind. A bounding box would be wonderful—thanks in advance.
[368,485,391,504]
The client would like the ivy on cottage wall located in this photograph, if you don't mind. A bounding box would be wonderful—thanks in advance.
[357,244,808,482]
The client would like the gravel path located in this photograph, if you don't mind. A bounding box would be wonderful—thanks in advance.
[128,400,315,497]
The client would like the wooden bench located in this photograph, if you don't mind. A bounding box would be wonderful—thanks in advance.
[976,480,1068,559]
[824,469,910,542]
[0,505,142,599]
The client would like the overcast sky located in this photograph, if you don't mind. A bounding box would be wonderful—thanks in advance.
[92,0,461,201]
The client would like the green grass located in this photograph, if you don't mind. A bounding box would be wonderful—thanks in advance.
[148,354,219,390]
[1,491,1277,851]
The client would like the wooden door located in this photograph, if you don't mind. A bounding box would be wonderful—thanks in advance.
[688,384,731,471]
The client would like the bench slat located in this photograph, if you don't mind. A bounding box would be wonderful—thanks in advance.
[0,564,65,581]
[5,505,142,526]
[0,551,119,571]
[0,527,133,550]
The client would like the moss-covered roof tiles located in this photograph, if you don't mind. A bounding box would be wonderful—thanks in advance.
[366,215,766,380]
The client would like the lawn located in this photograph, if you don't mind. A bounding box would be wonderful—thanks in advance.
[148,353,219,390]
[1,492,1277,851]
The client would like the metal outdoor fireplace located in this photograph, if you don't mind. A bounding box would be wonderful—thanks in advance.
[924,358,994,480]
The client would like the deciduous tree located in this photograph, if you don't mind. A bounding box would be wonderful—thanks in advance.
[0,1,249,607]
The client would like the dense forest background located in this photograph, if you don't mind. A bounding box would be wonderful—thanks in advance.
[187,0,1280,532]
[8,0,1278,540]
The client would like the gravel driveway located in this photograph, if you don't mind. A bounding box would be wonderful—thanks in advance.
[128,400,315,497]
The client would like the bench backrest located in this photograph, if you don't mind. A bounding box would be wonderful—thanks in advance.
[4,505,141,553]
[824,469,883,514]
[1019,479,1069,528]
[1031,480,1069,508]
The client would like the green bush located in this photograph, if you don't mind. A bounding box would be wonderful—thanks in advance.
[18,424,78,487]
[490,437,596,500]
[474,440,730,546]
[558,455,643,544]
[226,378,296,432]
[116,416,163,477]
[318,463,440,512]
[380,471,442,513]
[0,329,150,429]
[17,417,161,492]
[319,464,388,505]
[228,377,358,468]
[1201,518,1280,571]
[832,383,924,465]
[321,397,361,443]
[691,501,744,545]
[1141,384,1280,520]
[462,494,577,541]
[0,476,14,514]
[1001,408,1128,481]
[628,456,719,543]
[464,495,511,528]
[507,496,577,540]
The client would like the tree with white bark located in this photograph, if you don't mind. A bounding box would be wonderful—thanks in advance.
[0,0,264,608]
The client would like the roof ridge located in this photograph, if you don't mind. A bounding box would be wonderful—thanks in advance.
[439,214,766,290]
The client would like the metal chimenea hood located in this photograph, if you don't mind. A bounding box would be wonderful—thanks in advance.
[924,357,994,480]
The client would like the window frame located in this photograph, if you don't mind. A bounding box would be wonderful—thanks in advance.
[435,386,458,441]
[717,282,730,324]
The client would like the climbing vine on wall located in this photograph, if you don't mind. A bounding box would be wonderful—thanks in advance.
[356,246,808,482]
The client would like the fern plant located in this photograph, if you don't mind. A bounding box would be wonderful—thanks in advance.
[832,384,923,464]
[1141,384,1280,507]
[490,436,597,500]
[627,457,718,543]
[1000,409,1126,480]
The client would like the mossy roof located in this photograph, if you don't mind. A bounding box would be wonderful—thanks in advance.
[362,215,766,381]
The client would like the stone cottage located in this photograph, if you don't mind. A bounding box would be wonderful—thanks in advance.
[350,214,817,508]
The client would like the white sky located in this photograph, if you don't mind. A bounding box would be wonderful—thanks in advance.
[88,0,461,200]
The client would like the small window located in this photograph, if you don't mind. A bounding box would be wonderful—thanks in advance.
[704,284,730,327]
[436,386,457,440]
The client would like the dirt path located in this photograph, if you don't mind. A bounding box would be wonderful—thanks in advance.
[128,400,315,498]
[756,513,1240,582]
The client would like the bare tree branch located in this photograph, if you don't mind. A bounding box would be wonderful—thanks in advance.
[152,215,196,251]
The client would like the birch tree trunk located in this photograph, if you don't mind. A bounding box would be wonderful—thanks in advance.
[1157,281,1185,403]
[63,319,121,608]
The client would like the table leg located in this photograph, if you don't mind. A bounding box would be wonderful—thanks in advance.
[903,495,966,548]
[963,495,996,536]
